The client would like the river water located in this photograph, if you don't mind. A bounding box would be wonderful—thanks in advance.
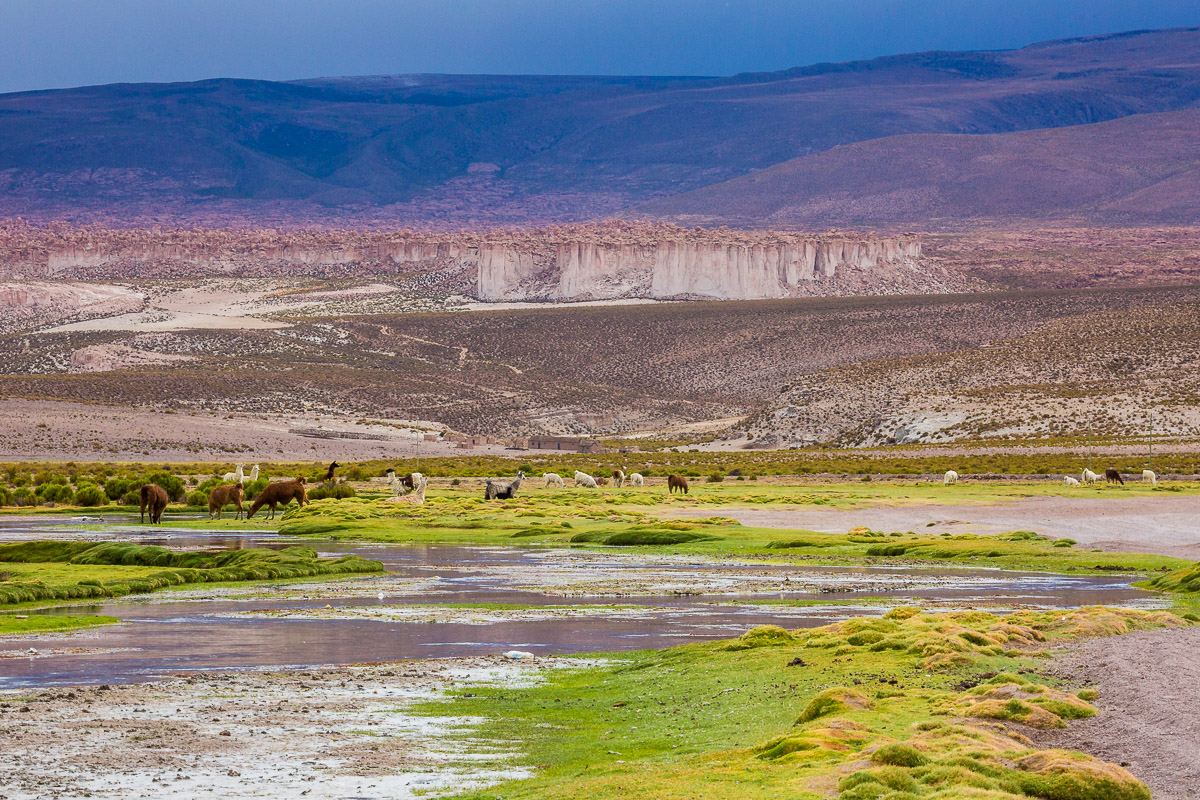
[0,515,1157,689]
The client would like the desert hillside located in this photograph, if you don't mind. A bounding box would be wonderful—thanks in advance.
[1,27,1199,228]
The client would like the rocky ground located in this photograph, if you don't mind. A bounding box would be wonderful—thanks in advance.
[0,656,557,800]
[1043,627,1200,800]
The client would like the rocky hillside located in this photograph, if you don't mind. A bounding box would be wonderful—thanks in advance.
[0,222,964,302]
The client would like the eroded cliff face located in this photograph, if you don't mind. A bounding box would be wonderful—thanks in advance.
[0,221,956,301]
[0,282,144,333]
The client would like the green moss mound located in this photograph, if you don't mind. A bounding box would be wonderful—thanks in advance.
[722,625,796,651]
[0,541,383,605]
[796,687,871,724]
[569,529,718,546]
[1143,562,1200,593]
[870,743,928,767]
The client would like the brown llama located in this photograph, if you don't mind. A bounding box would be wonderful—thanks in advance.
[208,483,245,520]
[322,461,341,483]
[1105,468,1124,485]
[247,479,308,520]
[667,474,689,494]
[612,469,625,488]
[139,484,168,524]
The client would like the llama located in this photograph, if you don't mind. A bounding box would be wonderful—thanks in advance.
[322,461,340,483]
[1105,468,1124,485]
[247,465,260,484]
[543,472,565,489]
[223,463,245,484]
[385,475,428,505]
[943,470,958,486]
[667,474,688,494]
[485,471,525,500]
[1063,476,1080,486]
[612,469,625,488]
[1082,468,1101,485]
[247,478,308,519]
[386,469,423,496]
[139,484,168,524]
[208,484,245,520]
[1143,469,1157,486]
[629,472,644,487]
[574,470,598,488]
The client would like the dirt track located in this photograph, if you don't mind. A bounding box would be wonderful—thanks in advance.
[685,494,1200,558]
[1043,627,1200,800]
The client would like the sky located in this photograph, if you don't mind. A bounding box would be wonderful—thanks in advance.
[1,0,1198,93]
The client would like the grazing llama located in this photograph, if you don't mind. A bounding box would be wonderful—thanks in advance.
[543,472,565,489]
[386,469,423,496]
[573,470,598,488]
[1063,476,1080,486]
[1082,468,1101,485]
[1143,469,1157,486]
[1105,468,1124,485]
[943,470,958,485]
[629,472,644,487]
[667,474,688,494]
[247,478,307,519]
[612,469,625,488]
[139,484,168,524]
[208,484,245,520]
[223,463,245,484]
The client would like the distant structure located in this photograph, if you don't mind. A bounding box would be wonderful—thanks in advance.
[526,435,604,454]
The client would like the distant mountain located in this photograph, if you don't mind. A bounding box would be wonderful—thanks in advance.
[1,26,1198,228]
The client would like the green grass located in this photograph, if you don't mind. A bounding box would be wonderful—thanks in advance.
[0,541,384,606]
[271,486,1193,577]
[0,612,119,635]
[419,606,1177,800]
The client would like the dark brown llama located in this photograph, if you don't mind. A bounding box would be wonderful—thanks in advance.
[139,484,168,524]
[322,461,340,483]
[667,474,689,494]
[247,479,308,520]
[1105,468,1124,485]
[208,483,245,520]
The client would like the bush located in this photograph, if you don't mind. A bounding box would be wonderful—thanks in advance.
[36,483,74,504]
[13,488,37,506]
[308,484,357,501]
[0,487,11,506]
[74,485,108,507]
[242,477,269,501]
[450,478,462,486]
[706,472,725,483]
[121,489,141,506]
[103,477,132,501]
[186,489,210,507]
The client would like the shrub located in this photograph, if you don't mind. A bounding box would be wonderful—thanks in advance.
[103,477,132,501]
[0,487,11,506]
[143,471,184,501]
[242,477,269,501]
[186,489,210,507]
[121,489,141,506]
[73,485,108,507]
[308,484,357,501]
[706,472,725,483]
[451,478,462,486]
[12,488,37,506]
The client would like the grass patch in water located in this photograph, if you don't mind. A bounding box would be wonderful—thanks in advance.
[422,606,1168,800]
[0,541,383,606]
[0,613,119,635]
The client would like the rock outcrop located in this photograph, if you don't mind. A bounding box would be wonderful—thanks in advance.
[0,281,145,333]
[0,221,960,302]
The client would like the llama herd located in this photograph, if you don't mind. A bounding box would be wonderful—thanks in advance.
[944,468,1159,487]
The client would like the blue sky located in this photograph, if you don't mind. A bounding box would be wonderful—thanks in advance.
[1,0,1198,92]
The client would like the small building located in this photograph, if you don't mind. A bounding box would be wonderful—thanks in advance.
[527,435,604,454]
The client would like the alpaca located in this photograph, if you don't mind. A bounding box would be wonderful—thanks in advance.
[574,470,598,488]
[208,484,245,520]
[667,474,688,494]
[1143,469,1157,486]
[1105,468,1124,485]
[386,469,423,496]
[385,475,428,505]
[943,470,958,486]
[612,469,625,488]
[223,463,245,484]
[486,471,525,500]
[322,461,340,483]
[1063,476,1080,486]
[247,478,308,519]
[629,472,644,488]
[139,484,168,524]
[543,472,565,489]
[1082,468,1100,485]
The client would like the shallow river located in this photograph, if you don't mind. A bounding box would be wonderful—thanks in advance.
[0,515,1157,689]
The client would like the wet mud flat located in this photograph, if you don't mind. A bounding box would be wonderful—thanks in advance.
[0,656,561,800]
